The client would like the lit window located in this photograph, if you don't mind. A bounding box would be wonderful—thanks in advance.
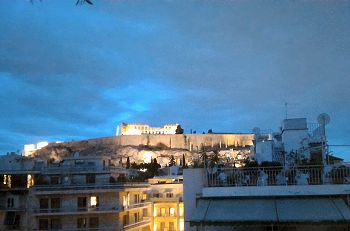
[27,174,34,188]
[179,219,184,231]
[160,207,166,217]
[169,207,175,216]
[90,196,98,207]
[179,204,184,217]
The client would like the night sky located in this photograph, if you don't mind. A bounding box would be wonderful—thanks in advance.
[0,1,349,159]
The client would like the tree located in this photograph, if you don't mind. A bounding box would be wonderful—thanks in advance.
[126,157,130,169]
[169,155,176,166]
[182,154,186,168]
[207,129,213,134]
[175,125,184,134]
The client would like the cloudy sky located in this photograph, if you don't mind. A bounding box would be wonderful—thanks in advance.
[0,0,349,159]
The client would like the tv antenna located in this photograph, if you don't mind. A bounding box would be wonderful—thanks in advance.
[317,113,331,165]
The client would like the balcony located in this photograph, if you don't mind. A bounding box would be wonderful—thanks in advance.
[33,206,121,216]
[203,164,350,197]
[123,201,151,211]
[32,183,150,194]
[206,164,350,187]
[151,196,183,203]
[123,217,151,230]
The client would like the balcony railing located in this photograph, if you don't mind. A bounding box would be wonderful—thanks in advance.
[206,164,350,187]
[123,201,151,210]
[123,217,151,230]
[33,206,121,215]
[33,183,150,192]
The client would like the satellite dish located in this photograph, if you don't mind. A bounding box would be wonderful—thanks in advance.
[317,113,330,125]
[252,127,261,135]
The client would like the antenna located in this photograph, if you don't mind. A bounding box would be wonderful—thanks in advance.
[285,102,288,119]
[317,113,331,166]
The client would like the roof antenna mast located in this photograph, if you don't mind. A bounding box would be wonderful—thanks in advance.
[284,102,288,119]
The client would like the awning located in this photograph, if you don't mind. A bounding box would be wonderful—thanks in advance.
[191,197,350,225]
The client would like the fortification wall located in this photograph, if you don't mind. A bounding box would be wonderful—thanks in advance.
[78,133,254,150]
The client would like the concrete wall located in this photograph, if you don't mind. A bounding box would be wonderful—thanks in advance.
[183,169,205,231]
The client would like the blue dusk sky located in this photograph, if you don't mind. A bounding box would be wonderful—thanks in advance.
[0,1,350,159]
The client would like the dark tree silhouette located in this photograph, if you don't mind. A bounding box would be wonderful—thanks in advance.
[126,157,130,169]
[175,125,184,134]
[169,155,176,166]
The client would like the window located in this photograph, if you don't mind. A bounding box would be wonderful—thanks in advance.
[142,208,148,217]
[160,222,165,231]
[89,217,99,229]
[7,198,14,208]
[50,176,60,185]
[86,174,95,184]
[134,213,140,223]
[90,196,99,208]
[77,197,87,211]
[51,218,62,230]
[40,198,49,212]
[179,205,184,217]
[51,198,61,212]
[39,219,49,230]
[123,215,129,226]
[160,207,166,217]
[4,212,20,228]
[169,207,175,217]
[166,192,173,198]
[77,218,87,229]
[153,193,161,198]
[134,194,139,204]
[142,193,147,201]
[169,222,175,231]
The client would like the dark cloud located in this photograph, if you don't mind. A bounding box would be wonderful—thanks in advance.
[0,1,350,159]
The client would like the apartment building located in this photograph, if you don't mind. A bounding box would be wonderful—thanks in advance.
[0,154,152,231]
[149,176,184,231]
[184,166,350,231]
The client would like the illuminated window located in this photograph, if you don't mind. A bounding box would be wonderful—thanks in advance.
[27,174,34,188]
[160,207,166,217]
[179,204,184,217]
[142,194,147,201]
[179,219,184,231]
[90,196,98,207]
[169,207,175,216]
[3,175,11,188]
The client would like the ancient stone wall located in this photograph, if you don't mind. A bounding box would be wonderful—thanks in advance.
[83,133,254,150]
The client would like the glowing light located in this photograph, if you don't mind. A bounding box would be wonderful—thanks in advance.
[90,196,98,207]
[27,174,34,188]
[37,141,49,149]
[142,152,153,163]
[169,207,175,216]
[180,219,184,231]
